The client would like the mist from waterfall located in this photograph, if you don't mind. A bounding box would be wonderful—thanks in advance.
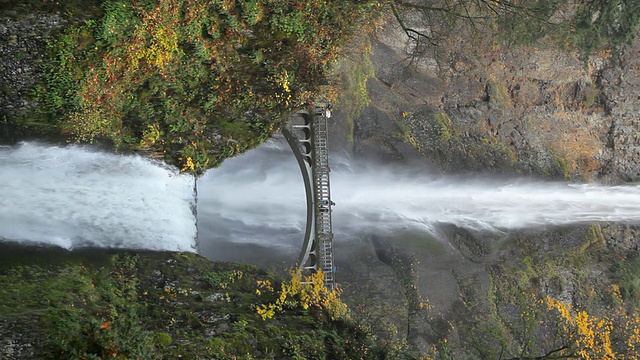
[2,140,640,256]
[0,142,197,251]
[197,137,640,256]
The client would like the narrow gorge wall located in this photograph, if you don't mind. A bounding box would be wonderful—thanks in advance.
[351,17,640,184]
[332,13,640,357]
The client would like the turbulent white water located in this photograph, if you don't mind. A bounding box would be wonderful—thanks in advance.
[0,142,197,251]
[4,139,640,254]
[333,170,640,236]
[198,138,640,253]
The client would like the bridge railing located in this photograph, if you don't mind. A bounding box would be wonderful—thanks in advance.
[282,103,336,289]
[312,103,334,288]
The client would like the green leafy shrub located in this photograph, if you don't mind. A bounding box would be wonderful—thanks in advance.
[0,249,388,359]
[43,254,156,360]
[37,0,379,175]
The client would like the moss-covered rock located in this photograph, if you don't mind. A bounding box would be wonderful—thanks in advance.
[0,244,387,359]
[1,0,381,175]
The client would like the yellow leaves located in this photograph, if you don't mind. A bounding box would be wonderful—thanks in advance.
[546,296,572,322]
[282,79,291,93]
[143,25,181,71]
[127,6,182,74]
[610,283,623,302]
[63,108,121,144]
[255,269,348,321]
[140,123,162,147]
[419,299,433,311]
[256,279,273,292]
[544,296,623,360]
[273,70,292,93]
[597,319,606,329]
[180,156,195,172]
[629,326,640,351]
[256,303,276,321]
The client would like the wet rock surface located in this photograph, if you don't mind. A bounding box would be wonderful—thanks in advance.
[600,33,640,181]
[0,11,63,121]
[334,16,640,355]
[0,318,39,360]
[357,20,640,184]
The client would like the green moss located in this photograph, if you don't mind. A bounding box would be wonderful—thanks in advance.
[0,245,388,359]
[550,151,572,180]
[396,120,412,141]
[434,112,456,142]
[402,232,447,255]
[486,78,512,110]
[480,135,518,166]
[155,332,172,348]
[611,254,640,307]
[583,225,604,252]
[334,35,375,146]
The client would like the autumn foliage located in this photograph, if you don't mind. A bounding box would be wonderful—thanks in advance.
[542,290,640,360]
[255,269,347,321]
[39,0,378,174]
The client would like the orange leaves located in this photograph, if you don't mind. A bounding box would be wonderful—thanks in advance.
[100,321,111,330]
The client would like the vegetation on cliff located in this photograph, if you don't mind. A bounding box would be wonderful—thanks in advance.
[20,0,379,174]
[10,0,638,177]
[0,246,386,359]
[378,225,640,360]
[389,0,640,59]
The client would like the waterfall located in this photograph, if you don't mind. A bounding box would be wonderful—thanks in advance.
[197,138,640,254]
[4,139,639,255]
[0,142,197,251]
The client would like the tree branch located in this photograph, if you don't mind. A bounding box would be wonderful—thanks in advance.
[389,1,438,47]
[503,345,573,360]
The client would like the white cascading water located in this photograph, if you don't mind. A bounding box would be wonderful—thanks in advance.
[0,142,197,251]
[4,139,640,254]
[197,137,640,254]
[332,170,640,235]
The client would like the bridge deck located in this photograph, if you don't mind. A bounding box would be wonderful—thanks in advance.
[312,104,334,288]
[282,104,335,289]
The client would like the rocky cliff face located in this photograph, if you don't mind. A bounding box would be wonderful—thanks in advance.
[0,6,70,143]
[333,15,640,357]
[353,18,640,184]
[0,9,63,123]
[601,37,640,182]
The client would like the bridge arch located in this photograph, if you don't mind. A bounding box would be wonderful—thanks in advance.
[282,104,335,289]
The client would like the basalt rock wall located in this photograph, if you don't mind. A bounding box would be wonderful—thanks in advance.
[352,18,640,183]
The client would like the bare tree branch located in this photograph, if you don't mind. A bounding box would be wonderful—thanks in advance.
[503,345,572,360]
